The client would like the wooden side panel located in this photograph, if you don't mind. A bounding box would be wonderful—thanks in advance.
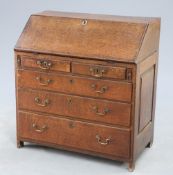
[138,67,154,132]
[133,52,158,160]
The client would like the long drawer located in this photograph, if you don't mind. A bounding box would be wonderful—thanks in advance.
[18,111,130,158]
[18,89,131,127]
[17,70,132,102]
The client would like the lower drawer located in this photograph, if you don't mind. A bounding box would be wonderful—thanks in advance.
[18,111,130,158]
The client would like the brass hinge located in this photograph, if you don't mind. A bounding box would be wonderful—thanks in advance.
[126,68,132,80]
[17,55,21,67]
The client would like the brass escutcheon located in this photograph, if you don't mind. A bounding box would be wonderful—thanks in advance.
[69,79,74,84]
[69,121,75,128]
[67,97,72,105]
[81,19,88,25]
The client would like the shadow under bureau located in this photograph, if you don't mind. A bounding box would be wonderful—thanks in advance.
[14,11,160,171]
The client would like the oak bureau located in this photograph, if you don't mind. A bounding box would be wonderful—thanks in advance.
[14,11,160,171]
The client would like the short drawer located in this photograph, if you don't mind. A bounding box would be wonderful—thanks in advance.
[18,89,131,127]
[18,111,130,158]
[19,56,70,73]
[17,70,132,102]
[72,62,130,80]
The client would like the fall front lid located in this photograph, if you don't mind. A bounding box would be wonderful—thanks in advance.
[15,11,160,63]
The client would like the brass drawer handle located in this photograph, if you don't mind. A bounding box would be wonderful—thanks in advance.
[96,135,111,145]
[32,123,47,133]
[91,84,108,94]
[36,60,52,70]
[92,106,110,116]
[36,76,52,86]
[89,67,106,77]
[34,97,50,107]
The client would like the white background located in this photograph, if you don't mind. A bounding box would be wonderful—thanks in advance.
[0,0,173,174]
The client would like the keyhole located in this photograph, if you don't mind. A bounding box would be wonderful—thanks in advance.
[69,79,74,84]
[81,19,88,25]
[96,69,99,73]
[67,98,72,105]
[69,121,75,128]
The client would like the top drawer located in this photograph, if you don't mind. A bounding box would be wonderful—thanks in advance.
[72,62,131,80]
[19,55,71,73]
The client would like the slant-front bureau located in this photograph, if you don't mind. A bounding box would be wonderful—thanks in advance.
[14,11,160,171]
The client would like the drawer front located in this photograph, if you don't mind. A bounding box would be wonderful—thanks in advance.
[18,89,131,127]
[72,62,129,80]
[20,56,70,72]
[18,111,130,158]
[18,70,132,102]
